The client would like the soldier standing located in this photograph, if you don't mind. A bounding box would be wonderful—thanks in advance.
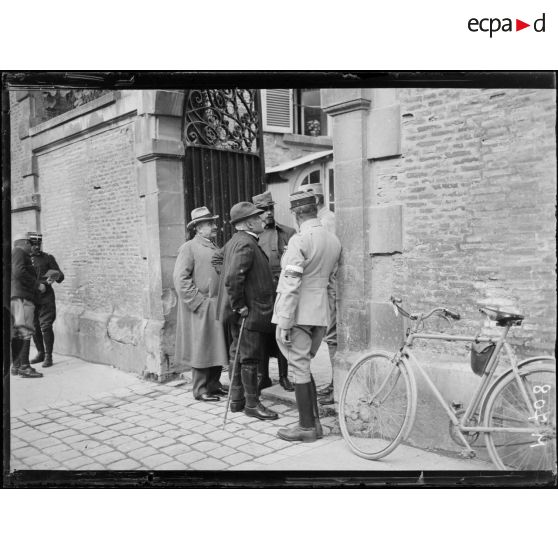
[28,233,64,369]
[273,190,341,442]
[252,191,296,392]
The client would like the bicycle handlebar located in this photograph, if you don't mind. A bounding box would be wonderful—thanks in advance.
[390,296,460,322]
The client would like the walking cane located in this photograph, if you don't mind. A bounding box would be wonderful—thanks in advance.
[223,316,246,428]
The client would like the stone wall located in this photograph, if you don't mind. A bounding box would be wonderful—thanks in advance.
[263,132,332,168]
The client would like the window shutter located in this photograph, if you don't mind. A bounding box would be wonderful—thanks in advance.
[262,89,293,133]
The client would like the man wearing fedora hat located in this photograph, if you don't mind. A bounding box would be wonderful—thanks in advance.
[173,207,229,402]
[215,201,278,421]
[272,190,341,442]
[252,191,296,393]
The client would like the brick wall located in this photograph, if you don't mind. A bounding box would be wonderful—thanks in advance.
[37,123,144,318]
[370,88,556,358]
[9,91,25,198]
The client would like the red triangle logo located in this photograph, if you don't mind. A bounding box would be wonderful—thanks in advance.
[516,19,530,31]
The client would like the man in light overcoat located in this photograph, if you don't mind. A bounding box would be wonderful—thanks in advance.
[173,207,228,402]
[273,190,341,442]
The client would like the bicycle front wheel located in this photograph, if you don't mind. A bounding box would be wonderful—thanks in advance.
[339,351,417,460]
[484,362,556,471]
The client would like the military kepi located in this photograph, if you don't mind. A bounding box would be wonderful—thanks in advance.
[252,191,276,209]
[27,232,43,245]
[289,190,317,210]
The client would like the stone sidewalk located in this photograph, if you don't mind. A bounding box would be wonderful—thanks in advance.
[9,353,495,472]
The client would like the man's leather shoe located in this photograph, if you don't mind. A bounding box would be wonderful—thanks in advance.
[277,425,318,443]
[317,383,333,396]
[196,393,220,402]
[319,392,334,405]
[30,352,45,364]
[18,365,43,378]
[279,375,294,392]
[212,386,228,396]
[245,403,278,421]
[11,366,20,376]
[42,354,53,368]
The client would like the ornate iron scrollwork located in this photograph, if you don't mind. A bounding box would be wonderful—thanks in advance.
[33,89,109,124]
[183,89,259,153]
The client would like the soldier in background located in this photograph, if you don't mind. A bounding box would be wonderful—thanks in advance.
[273,190,341,442]
[11,235,44,378]
[28,233,64,369]
[252,191,296,392]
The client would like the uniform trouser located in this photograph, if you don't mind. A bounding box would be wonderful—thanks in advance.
[11,298,35,340]
[192,366,223,398]
[275,325,326,384]
[33,300,56,355]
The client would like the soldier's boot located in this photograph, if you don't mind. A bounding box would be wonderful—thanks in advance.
[18,339,43,378]
[30,328,45,364]
[229,361,245,412]
[242,364,278,421]
[42,328,54,368]
[11,338,23,375]
[277,382,318,443]
[310,375,323,439]
[257,359,272,393]
[278,352,294,392]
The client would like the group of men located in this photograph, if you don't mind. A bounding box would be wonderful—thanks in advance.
[173,184,341,443]
[10,233,64,378]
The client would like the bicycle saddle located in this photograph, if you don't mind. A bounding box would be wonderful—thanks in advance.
[479,305,524,326]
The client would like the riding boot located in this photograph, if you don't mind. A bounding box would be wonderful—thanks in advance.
[42,327,54,367]
[310,375,323,439]
[277,382,317,442]
[31,327,45,364]
[278,352,294,392]
[11,338,23,375]
[18,339,43,378]
[242,364,278,421]
[257,358,272,393]
[229,361,245,412]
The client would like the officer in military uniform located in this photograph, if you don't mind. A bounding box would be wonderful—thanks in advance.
[28,233,64,368]
[252,191,296,392]
[272,190,341,442]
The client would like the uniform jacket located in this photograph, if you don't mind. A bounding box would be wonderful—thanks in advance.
[216,230,275,333]
[31,251,64,304]
[272,218,341,330]
[173,235,228,369]
[11,247,39,301]
[258,221,296,286]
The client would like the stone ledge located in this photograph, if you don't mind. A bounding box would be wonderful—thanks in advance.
[136,139,185,162]
[282,133,333,148]
[323,98,371,116]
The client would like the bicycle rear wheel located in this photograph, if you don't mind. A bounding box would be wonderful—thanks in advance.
[339,351,417,460]
[484,362,556,471]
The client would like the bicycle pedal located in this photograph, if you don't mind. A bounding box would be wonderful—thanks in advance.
[459,449,476,459]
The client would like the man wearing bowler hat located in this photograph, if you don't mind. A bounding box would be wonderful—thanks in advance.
[252,190,296,392]
[173,207,228,401]
[215,201,278,421]
[273,190,341,442]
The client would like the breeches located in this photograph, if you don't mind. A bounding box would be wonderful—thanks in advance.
[275,324,326,383]
[11,298,35,339]
[34,300,57,331]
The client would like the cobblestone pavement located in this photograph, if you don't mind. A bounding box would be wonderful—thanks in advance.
[9,354,494,472]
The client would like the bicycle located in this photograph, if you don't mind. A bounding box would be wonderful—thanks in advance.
[339,296,556,470]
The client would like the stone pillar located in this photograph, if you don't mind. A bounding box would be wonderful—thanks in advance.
[322,89,372,394]
[135,90,186,379]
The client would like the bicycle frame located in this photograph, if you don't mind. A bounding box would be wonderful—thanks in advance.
[396,322,543,454]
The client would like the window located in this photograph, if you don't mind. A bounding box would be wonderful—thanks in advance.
[261,89,328,136]
[297,161,335,212]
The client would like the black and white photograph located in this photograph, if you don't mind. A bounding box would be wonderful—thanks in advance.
[3,73,556,485]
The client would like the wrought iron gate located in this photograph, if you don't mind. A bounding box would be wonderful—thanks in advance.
[182,89,265,245]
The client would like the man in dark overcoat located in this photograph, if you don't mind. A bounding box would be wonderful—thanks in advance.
[215,201,279,421]
[252,191,296,392]
[28,233,64,368]
[173,207,229,401]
